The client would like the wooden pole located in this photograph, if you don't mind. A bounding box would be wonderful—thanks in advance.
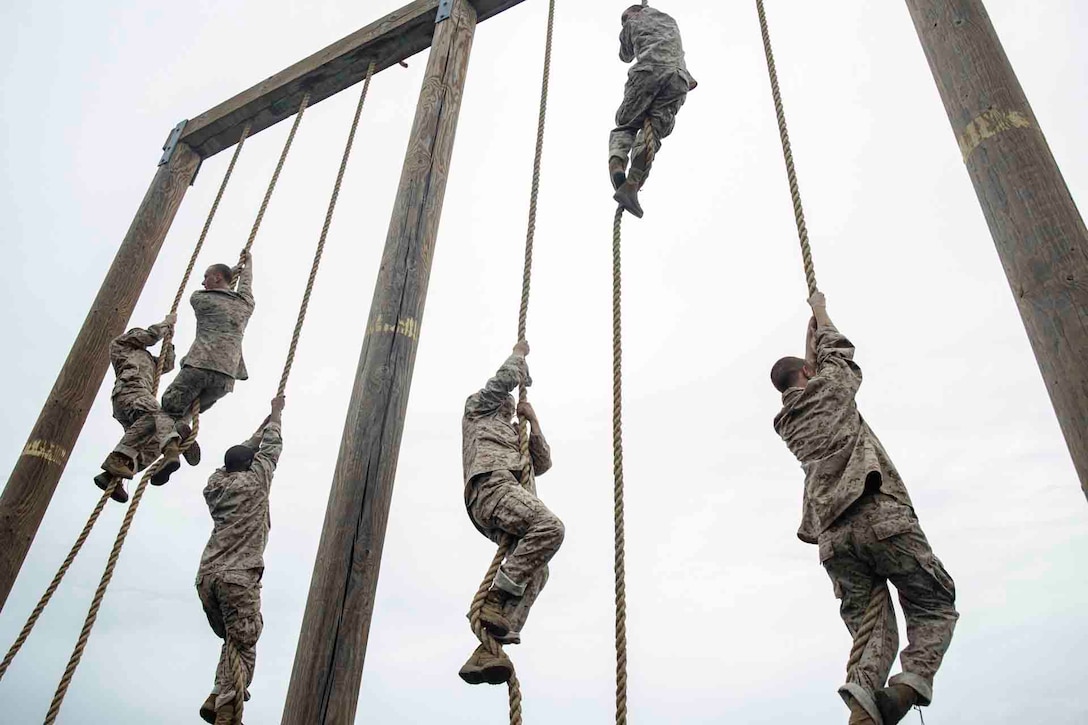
[280,1,477,722]
[0,142,201,610]
[905,0,1088,501]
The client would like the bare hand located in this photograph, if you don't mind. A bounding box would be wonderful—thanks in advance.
[517,400,537,422]
[807,291,827,311]
[271,395,286,415]
[513,340,530,358]
[164,313,178,327]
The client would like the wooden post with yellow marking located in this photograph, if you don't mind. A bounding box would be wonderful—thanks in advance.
[280,0,476,721]
[0,142,200,610]
[906,0,1088,500]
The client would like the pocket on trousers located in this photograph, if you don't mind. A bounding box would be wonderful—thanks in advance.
[872,515,916,541]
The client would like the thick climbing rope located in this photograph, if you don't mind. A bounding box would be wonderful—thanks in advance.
[466,3,554,723]
[755,0,817,297]
[44,94,312,724]
[611,207,628,725]
[0,124,252,684]
[756,0,887,681]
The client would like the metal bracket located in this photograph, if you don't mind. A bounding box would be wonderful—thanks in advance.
[436,0,453,23]
[159,120,188,166]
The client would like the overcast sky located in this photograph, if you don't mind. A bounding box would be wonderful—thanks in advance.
[1,1,1086,723]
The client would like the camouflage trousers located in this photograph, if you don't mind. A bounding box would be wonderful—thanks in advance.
[819,492,958,708]
[161,365,235,421]
[467,470,564,633]
[609,66,690,176]
[111,392,179,472]
[196,569,264,710]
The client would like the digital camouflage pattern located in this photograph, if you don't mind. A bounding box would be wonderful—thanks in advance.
[773,324,913,544]
[197,421,282,577]
[181,260,255,380]
[463,355,561,612]
[196,568,263,710]
[161,365,235,420]
[773,323,957,708]
[108,323,178,470]
[609,6,696,168]
[822,493,958,706]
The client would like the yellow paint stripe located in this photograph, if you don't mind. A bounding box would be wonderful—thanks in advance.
[22,440,69,466]
[367,315,419,341]
[958,109,1032,161]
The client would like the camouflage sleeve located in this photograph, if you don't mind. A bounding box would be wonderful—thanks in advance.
[159,341,176,374]
[236,259,255,306]
[113,327,161,350]
[464,355,530,418]
[529,429,552,476]
[814,324,862,387]
[252,421,283,488]
[619,24,635,63]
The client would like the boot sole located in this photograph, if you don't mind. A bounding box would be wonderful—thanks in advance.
[199,705,216,724]
[94,474,130,504]
[480,617,510,638]
[183,440,202,466]
[150,459,181,486]
[613,191,644,219]
[459,663,512,686]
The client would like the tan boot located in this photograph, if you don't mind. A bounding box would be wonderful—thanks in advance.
[199,693,217,723]
[609,156,628,190]
[176,422,201,466]
[101,452,135,479]
[213,704,241,725]
[847,698,878,725]
[150,441,182,486]
[478,588,514,637]
[93,472,129,504]
[875,684,917,725]
[458,644,513,685]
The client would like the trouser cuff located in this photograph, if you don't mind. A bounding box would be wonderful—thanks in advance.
[839,683,883,725]
[494,568,526,597]
[890,671,933,706]
[112,445,139,465]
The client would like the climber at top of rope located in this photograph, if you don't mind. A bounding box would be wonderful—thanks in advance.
[158,249,257,484]
[770,292,959,725]
[458,340,563,687]
[609,3,697,219]
[195,394,284,725]
[93,314,192,504]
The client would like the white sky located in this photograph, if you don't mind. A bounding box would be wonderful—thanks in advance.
[1,1,1086,723]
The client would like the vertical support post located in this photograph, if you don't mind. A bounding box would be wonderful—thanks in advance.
[905,0,1088,500]
[0,142,200,610]
[280,1,477,722]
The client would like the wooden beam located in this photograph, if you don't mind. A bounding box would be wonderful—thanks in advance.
[0,143,201,611]
[182,0,525,158]
[905,0,1088,500]
[280,0,477,721]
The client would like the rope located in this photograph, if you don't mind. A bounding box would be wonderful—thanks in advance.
[755,0,818,297]
[234,92,311,287]
[467,2,555,722]
[278,66,374,396]
[0,128,252,682]
[846,584,889,675]
[611,207,628,725]
[44,404,200,724]
[227,636,248,725]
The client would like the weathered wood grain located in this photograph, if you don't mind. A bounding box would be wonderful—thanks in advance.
[906,0,1088,500]
[279,1,477,722]
[0,144,201,610]
[182,0,524,159]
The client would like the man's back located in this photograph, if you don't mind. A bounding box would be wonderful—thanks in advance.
[620,7,692,76]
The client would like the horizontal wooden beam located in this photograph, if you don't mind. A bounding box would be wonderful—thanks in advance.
[180,0,527,158]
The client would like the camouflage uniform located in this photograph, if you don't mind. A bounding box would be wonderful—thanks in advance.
[162,262,254,420]
[463,355,562,632]
[774,324,957,713]
[195,421,281,710]
[108,323,179,471]
[609,7,697,173]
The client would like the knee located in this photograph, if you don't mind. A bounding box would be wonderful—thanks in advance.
[228,613,263,649]
[537,512,564,551]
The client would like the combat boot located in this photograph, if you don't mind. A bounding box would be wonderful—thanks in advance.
[213,704,241,725]
[101,452,135,480]
[93,472,129,504]
[177,422,201,466]
[613,152,648,219]
[875,684,918,725]
[609,156,628,190]
[478,588,514,637]
[199,693,217,724]
[458,644,513,685]
[495,630,521,646]
[847,696,879,725]
[150,441,182,486]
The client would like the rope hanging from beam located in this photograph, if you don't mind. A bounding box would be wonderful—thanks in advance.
[611,207,628,725]
[0,122,253,684]
[467,2,555,722]
[43,93,311,724]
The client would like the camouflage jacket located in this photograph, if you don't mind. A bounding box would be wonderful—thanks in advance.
[773,324,914,544]
[197,421,282,577]
[110,323,175,402]
[619,7,697,88]
[462,355,552,498]
[181,262,254,380]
